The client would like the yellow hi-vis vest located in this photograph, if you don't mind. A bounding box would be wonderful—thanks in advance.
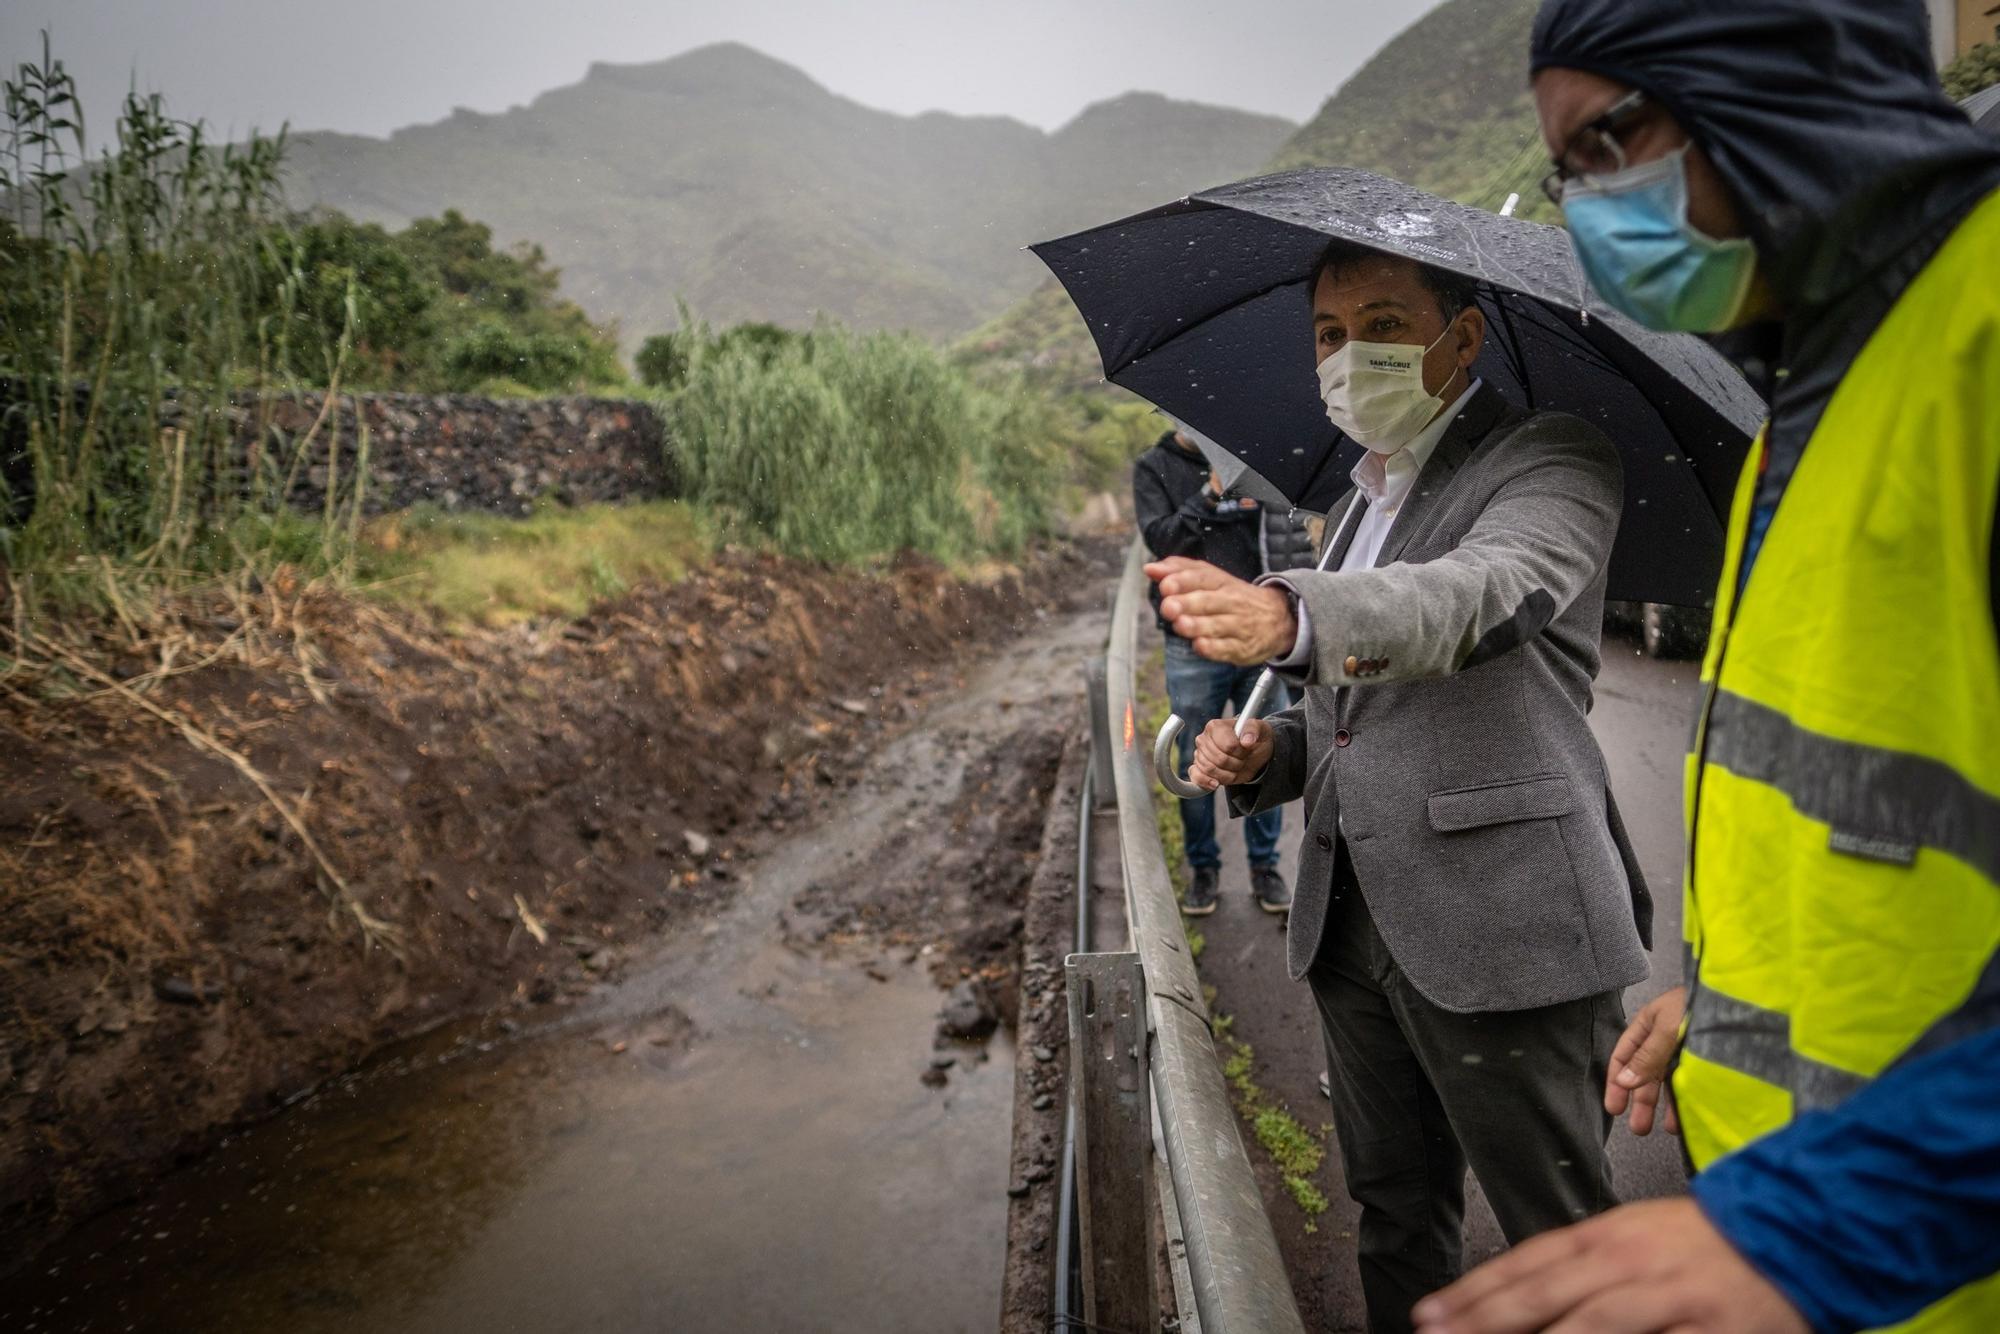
[1679,185,2000,1332]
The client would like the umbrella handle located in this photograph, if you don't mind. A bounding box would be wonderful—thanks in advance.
[1151,669,1279,800]
[1150,497,1347,798]
[1153,714,1207,800]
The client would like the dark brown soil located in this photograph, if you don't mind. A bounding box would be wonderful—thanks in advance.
[0,539,1109,1273]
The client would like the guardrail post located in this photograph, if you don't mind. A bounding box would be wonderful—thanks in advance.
[1066,950,1156,1333]
[1084,656,1117,814]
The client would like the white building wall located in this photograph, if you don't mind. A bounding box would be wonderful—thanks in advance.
[1929,0,1958,67]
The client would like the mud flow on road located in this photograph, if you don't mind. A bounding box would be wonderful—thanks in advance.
[2,559,1120,1334]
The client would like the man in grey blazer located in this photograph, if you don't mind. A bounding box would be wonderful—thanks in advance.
[1147,240,1652,1334]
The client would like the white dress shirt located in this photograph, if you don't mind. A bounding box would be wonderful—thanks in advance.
[1271,378,1482,668]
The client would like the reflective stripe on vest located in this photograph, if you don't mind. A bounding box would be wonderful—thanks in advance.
[1682,978,1870,1112]
[1704,689,2000,888]
[1677,187,2000,1332]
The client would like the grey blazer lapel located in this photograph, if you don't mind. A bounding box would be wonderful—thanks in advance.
[1374,383,1509,569]
[1321,489,1367,567]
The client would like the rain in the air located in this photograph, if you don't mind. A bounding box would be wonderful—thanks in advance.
[3,1,1996,1331]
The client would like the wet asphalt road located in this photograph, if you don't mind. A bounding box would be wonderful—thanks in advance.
[1181,637,1702,1331]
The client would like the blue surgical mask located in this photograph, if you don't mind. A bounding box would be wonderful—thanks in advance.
[1561,146,1756,333]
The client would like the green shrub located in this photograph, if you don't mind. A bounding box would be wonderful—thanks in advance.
[399,209,557,316]
[1069,398,1166,494]
[0,36,367,610]
[441,321,593,393]
[634,332,690,390]
[252,204,626,395]
[719,321,799,364]
[276,212,442,386]
[637,321,801,391]
[1944,40,2000,100]
[0,37,628,616]
[661,313,1060,563]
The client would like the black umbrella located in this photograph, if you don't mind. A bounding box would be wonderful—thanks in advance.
[1031,166,1767,610]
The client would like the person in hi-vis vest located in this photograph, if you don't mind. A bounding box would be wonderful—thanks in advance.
[1414,3,2000,1334]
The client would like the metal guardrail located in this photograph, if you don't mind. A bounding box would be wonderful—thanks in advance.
[1074,538,1306,1334]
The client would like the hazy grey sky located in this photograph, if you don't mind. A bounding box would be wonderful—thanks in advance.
[3,0,1447,151]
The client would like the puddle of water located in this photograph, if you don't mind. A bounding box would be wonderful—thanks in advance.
[4,954,1013,1334]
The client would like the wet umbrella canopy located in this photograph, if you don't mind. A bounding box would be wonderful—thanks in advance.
[1031,167,1767,608]
[1967,85,2000,137]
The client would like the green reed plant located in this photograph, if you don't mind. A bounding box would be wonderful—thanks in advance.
[1,35,363,614]
[661,312,1062,564]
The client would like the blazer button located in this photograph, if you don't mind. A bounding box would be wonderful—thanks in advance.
[1334,728,1352,747]
[1315,833,1333,851]
[1343,654,1359,675]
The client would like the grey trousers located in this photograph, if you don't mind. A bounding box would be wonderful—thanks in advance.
[1307,846,1622,1334]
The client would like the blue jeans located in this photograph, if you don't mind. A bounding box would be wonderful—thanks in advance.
[1163,635,1288,871]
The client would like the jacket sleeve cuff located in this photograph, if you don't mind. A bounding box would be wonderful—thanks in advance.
[1270,590,1312,671]
[1257,575,1315,682]
[1263,567,1440,686]
[1689,1167,1840,1334]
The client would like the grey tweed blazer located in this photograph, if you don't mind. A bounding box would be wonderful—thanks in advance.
[1229,383,1652,1012]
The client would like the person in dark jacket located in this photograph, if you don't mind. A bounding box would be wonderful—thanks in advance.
[1412,4,2000,1334]
[1133,419,1313,915]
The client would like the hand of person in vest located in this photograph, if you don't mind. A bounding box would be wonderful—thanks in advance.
[1411,1197,1808,1334]
[1145,556,1295,665]
[1607,985,1684,1136]
[1414,982,1806,1333]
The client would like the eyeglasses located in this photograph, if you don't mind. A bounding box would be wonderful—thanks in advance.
[1539,90,1651,206]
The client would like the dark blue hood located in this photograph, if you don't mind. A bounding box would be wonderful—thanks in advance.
[1533,0,2000,627]
[1530,0,2000,313]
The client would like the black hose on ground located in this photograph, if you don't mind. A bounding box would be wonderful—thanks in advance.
[1049,754,1093,1327]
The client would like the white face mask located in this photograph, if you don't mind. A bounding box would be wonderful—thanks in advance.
[1316,323,1456,454]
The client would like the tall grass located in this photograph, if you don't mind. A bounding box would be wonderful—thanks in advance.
[661,314,1063,564]
[363,500,713,627]
[1,36,361,615]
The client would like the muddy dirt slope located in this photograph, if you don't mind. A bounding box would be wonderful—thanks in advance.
[1,539,1115,1270]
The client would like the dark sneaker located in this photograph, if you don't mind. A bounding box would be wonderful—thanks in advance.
[1251,865,1292,914]
[1319,1070,1332,1100]
[1181,866,1220,916]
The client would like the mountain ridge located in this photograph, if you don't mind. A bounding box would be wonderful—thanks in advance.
[279,43,1296,345]
[966,0,1554,387]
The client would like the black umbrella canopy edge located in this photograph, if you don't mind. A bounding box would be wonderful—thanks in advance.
[1191,169,1764,427]
[1964,84,2000,136]
[1034,166,1764,448]
[1031,166,1769,607]
[1027,194,1308,382]
[1192,168,1582,318]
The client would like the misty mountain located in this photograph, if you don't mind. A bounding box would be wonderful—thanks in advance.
[968,0,1550,384]
[1273,0,1547,216]
[280,43,1295,344]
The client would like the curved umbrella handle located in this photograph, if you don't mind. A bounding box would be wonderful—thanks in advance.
[1151,667,1281,801]
[1153,713,1208,800]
